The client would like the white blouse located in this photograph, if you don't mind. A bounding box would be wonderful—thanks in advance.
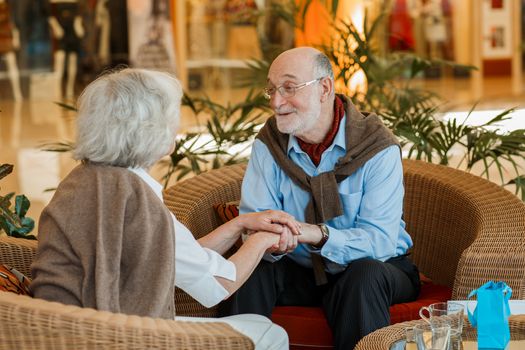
[129,168,236,308]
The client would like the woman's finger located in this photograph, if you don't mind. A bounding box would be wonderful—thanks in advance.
[267,211,301,235]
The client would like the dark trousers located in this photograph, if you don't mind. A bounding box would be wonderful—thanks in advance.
[219,255,420,350]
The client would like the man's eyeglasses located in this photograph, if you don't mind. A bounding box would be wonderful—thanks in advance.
[263,77,323,100]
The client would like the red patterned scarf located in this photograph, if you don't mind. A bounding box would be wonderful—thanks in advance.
[297,95,345,166]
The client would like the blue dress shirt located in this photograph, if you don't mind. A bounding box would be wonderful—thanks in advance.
[240,115,413,274]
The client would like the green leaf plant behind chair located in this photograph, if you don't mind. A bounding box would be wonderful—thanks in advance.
[163,159,525,350]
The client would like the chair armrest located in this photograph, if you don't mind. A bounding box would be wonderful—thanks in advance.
[164,163,246,239]
[453,223,525,299]
[0,235,37,278]
[445,169,525,299]
[0,292,254,349]
[402,160,525,294]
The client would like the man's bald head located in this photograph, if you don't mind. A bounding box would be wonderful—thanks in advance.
[271,47,334,82]
[266,47,336,143]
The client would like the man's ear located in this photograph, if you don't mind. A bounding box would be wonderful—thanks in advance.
[319,77,333,102]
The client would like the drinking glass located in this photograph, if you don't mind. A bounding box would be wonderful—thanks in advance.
[414,322,451,350]
[419,302,464,342]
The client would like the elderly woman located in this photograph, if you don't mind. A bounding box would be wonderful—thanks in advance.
[30,68,298,349]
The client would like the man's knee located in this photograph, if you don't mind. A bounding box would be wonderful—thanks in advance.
[338,258,391,292]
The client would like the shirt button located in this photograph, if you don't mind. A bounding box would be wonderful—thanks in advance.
[327,252,331,256]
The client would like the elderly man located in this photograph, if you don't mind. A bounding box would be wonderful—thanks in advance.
[219,47,421,349]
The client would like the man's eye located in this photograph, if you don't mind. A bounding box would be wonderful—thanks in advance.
[282,85,295,93]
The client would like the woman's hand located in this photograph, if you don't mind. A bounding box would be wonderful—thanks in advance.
[237,210,301,236]
[273,225,298,254]
[244,230,296,254]
[245,231,279,251]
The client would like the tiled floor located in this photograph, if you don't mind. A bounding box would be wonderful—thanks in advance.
[1,74,524,233]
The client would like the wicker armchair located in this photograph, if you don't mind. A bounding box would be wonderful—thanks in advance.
[0,237,253,349]
[164,159,525,348]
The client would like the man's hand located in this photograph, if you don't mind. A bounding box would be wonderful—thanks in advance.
[272,225,298,254]
[237,210,301,236]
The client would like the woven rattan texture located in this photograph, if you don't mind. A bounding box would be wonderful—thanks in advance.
[164,164,246,240]
[402,160,525,299]
[0,236,37,278]
[355,315,525,350]
[0,291,253,350]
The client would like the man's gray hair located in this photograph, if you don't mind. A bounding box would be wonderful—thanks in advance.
[73,68,183,168]
[313,52,334,80]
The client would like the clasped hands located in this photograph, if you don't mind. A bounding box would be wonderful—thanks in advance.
[238,210,324,254]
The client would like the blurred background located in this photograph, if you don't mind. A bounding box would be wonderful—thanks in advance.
[1,0,524,234]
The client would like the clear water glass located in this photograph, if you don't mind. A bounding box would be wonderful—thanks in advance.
[420,301,464,348]
[414,323,451,350]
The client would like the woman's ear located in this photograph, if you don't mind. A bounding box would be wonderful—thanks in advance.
[319,77,333,102]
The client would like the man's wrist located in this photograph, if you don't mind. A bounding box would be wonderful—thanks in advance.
[310,224,329,249]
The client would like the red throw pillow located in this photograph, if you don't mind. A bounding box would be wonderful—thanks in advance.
[213,201,240,224]
[0,264,32,296]
[213,201,242,252]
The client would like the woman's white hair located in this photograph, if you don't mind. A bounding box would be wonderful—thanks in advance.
[73,68,183,168]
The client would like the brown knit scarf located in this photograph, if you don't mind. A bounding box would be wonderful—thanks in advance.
[257,94,400,224]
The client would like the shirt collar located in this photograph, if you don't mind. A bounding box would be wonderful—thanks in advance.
[287,114,347,155]
[128,167,164,201]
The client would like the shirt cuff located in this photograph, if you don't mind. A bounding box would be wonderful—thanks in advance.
[176,249,236,308]
[263,252,285,262]
[319,226,346,264]
[180,275,230,308]
[205,248,236,281]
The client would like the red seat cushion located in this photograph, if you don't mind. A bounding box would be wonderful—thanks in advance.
[390,283,452,324]
[273,306,332,348]
[271,283,452,349]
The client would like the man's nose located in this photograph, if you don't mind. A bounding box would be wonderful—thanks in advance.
[270,91,286,110]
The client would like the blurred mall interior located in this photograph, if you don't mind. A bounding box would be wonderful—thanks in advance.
[0,0,524,230]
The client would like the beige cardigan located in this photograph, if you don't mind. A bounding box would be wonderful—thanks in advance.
[31,163,176,319]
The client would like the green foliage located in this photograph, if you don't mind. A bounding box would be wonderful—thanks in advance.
[321,10,525,199]
[159,90,269,186]
[324,11,473,112]
[45,6,525,200]
[507,175,525,201]
[0,164,36,239]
